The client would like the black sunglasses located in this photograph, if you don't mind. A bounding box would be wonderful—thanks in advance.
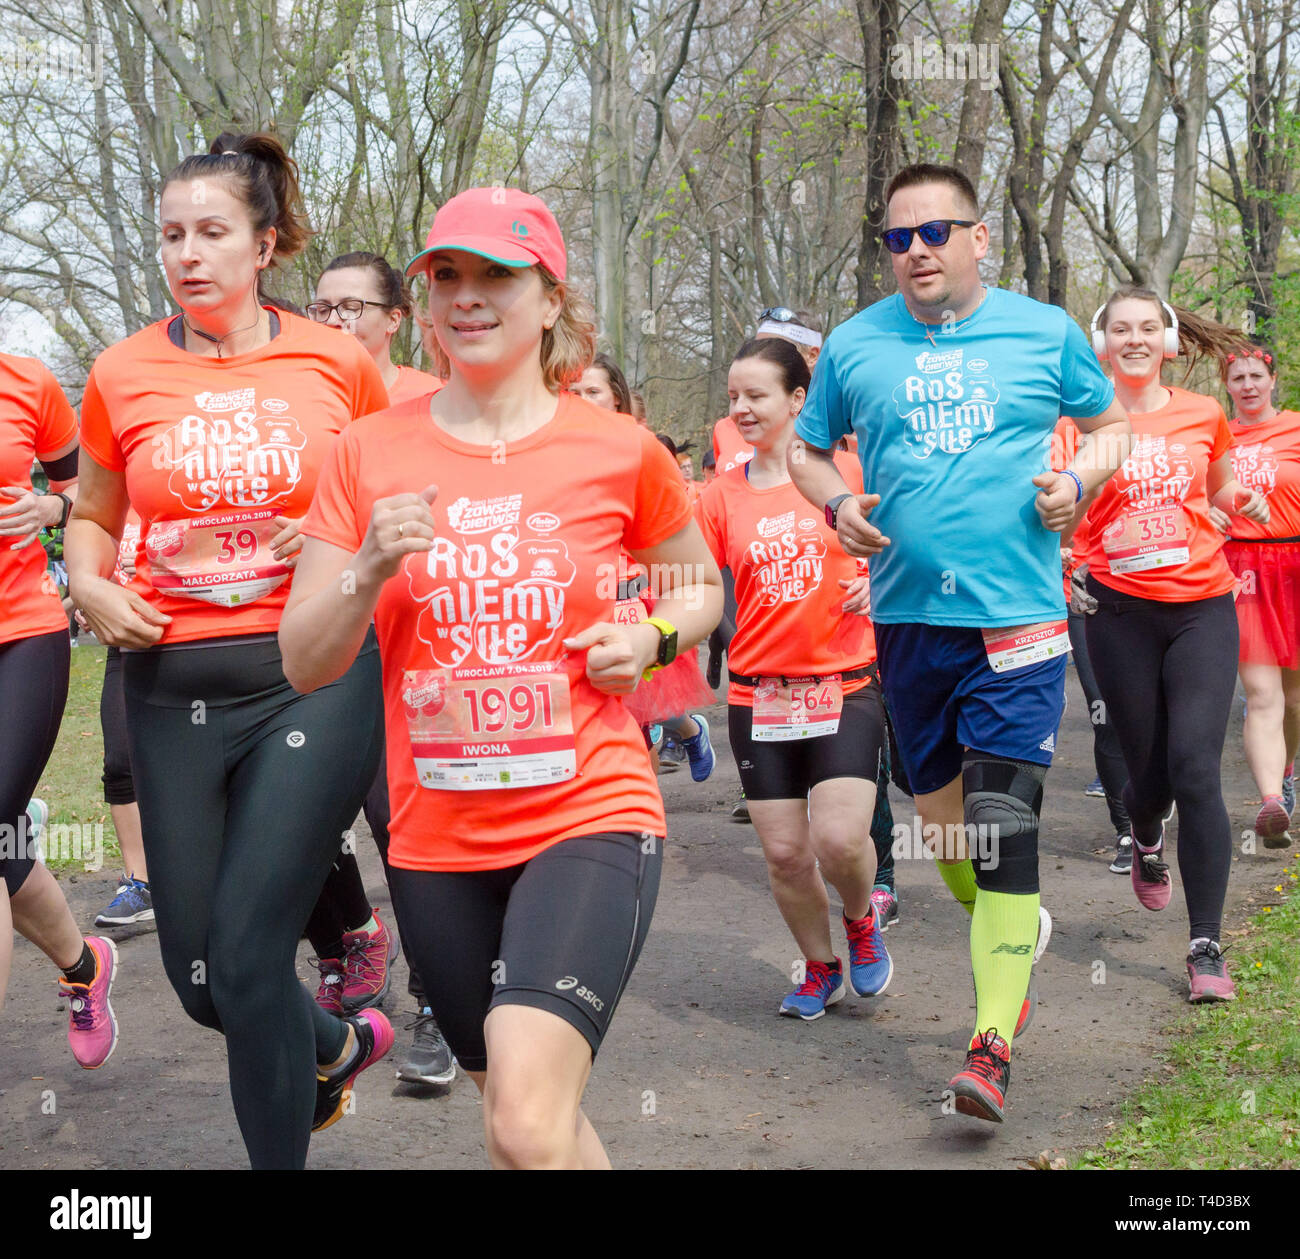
[880,219,977,254]
[305,298,393,321]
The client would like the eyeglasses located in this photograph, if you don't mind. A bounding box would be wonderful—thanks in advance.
[880,220,977,254]
[305,298,392,321]
[758,306,802,324]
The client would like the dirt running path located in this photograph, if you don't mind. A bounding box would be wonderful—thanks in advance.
[0,673,1287,1169]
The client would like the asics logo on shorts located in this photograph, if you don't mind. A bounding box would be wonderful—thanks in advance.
[555,976,604,1011]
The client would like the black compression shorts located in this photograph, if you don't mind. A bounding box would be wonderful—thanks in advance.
[728,682,886,801]
[388,831,662,1072]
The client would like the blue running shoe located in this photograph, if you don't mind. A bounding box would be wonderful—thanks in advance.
[681,713,716,782]
[1084,777,1105,798]
[843,910,893,996]
[779,958,844,1020]
[94,876,155,927]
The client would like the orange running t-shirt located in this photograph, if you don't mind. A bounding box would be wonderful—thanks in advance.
[1227,411,1300,541]
[697,451,875,706]
[712,415,754,473]
[386,365,444,406]
[79,311,387,643]
[1,353,78,645]
[1084,387,1234,601]
[303,391,693,872]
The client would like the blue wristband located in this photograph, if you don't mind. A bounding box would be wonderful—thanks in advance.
[1062,469,1084,502]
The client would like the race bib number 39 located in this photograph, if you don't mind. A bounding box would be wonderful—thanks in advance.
[1102,506,1190,573]
[403,662,576,790]
[146,509,289,607]
[752,676,843,741]
[982,621,1070,674]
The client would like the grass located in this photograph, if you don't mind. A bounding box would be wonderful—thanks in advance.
[32,643,124,876]
[1075,856,1300,1169]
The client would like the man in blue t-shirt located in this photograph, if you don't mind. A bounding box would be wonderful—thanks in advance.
[791,163,1131,1123]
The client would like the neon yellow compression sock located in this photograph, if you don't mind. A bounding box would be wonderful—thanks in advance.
[969,888,1039,1049]
[936,858,977,916]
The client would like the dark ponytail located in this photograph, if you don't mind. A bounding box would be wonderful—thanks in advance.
[163,131,311,308]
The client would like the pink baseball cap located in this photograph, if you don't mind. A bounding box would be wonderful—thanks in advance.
[405,187,567,282]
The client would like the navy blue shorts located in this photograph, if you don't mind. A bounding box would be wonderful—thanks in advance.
[875,622,1066,796]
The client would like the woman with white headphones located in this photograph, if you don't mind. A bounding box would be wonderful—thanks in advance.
[1077,286,1267,1003]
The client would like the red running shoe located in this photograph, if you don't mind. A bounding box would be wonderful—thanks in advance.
[311,956,345,1016]
[340,911,396,1014]
[59,936,119,1070]
[1255,796,1292,849]
[949,1029,1011,1123]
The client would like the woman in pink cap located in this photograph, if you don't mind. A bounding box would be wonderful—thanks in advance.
[282,187,722,1168]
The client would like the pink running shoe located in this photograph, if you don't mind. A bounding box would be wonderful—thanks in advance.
[312,1008,395,1132]
[311,956,345,1016]
[1187,939,1236,1002]
[59,936,119,1069]
[1255,796,1292,849]
[340,911,397,1014]
[1131,840,1173,911]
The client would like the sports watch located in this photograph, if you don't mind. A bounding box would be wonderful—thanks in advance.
[642,616,679,680]
[825,493,854,530]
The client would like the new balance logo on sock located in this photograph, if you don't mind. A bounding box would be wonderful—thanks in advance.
[990,942,1033,955]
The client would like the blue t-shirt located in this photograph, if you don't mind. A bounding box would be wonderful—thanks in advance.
[796,288,1114,627]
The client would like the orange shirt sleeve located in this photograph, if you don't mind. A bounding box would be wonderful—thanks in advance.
[77,365,125,472]
[353,350,389,419]
[696,481,727,568]
[1211,408,1231,461]
[303,425,365,553]
[624,427,693,550]
[34,366,78,457]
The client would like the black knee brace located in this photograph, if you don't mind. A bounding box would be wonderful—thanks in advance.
[962,754,1045,894]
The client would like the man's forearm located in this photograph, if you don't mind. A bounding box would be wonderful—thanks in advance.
[1069,416,1132,497]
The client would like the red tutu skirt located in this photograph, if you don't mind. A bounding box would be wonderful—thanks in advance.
[1225,540,1300,668]
[624,645,717,726]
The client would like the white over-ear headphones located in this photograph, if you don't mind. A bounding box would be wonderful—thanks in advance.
[1091,297,1180,360]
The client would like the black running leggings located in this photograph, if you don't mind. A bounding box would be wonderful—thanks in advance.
[100,647,135,805]
[0,630,69,897]
[122,633,383,1169]
[304,730,426,1003]
[1067,610,1131,836]
[1084,578,1238,940]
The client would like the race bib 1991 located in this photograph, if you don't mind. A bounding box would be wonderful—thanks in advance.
[145,509,289,607]
[403,661,576,790]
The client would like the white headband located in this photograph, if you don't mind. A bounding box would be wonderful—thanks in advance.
[757,319,823,349]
